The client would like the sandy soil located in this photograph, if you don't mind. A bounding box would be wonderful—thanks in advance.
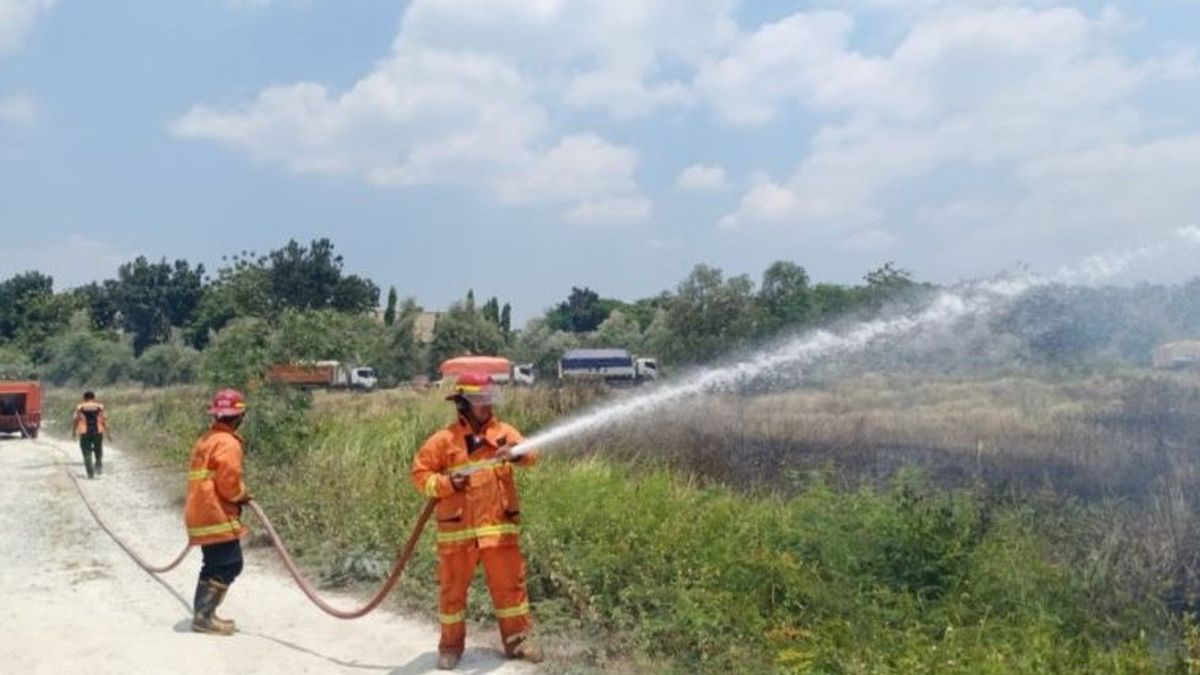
[0,434,536,675]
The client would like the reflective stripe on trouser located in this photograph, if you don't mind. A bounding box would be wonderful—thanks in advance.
[437,542,533,654]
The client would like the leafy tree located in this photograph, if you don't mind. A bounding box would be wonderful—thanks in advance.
[0,272,73,357]
[428,300,505,375]
[546,286,610,333]
[511,318,580,378]
[500,303,512,337]
[185,256,272,348]
[660,265,756,364]
[365,310,422,385]
[272,309,367,364]
[200,317,273,388]
[861,262,920,311]
[42,322,136,386]
[593,309,644,352]
[482,297,501,325]
[811,283,857,319]
[757,261,811,335]
[0,344,34,379]
[75,281,120,330]
[383,287,398,327]
[111,257,205,355]
[134,342,201,386]
[289,237,377,312]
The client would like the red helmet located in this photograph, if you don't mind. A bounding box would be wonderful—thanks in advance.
[208,389,248,418]
[446,372,498,405]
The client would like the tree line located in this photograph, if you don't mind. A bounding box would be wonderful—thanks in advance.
[3,237,1200,388]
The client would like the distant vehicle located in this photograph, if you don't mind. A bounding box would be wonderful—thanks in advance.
[1153,341,1200,370]
[265,361,378,390]
[439,356,535,386]
[0,380,41,438]
[558,348,659,384]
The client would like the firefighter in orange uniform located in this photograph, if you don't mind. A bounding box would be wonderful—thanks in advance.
[71,390,108,478]
[412,372,544,670]
[185,389,253,635]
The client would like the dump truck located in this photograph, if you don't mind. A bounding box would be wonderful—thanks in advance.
[439,356,535,385]
[558,348,659,384]
[265,361,378,390]
[0,380,41,438]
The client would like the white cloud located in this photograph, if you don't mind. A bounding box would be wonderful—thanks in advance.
[1010,135,1200,236]
[0,0,53,56]
[174,46,647,224]
[840,228,898,251]
[717,5,1200,235]
[400,0,736,118]
[0,93,35,126]
[565,196,652,226]
[675,163,728,192]
[496,134,644,208]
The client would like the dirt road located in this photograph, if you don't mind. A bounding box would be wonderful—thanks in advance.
[0,434,535,674]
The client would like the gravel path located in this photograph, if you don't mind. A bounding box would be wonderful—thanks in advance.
[0,434,534,675]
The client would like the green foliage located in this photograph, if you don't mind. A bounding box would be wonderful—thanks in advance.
[0,344,35,379]
[264,238,379,314]
[757,260,812,334]
[240,387,314,463]
[592,309,644,351]
[0,271,73,358]
[428,299,505,374]
[512,318,580,378]
[79,386,1190,674]
[660,264,757,364]
[200,317,273,389]
[110,256,206,355]
[133,342,200,387]
[185,255,272,347]
[546,287,612,333]
[42,322,136,385]
[383,286,398,327]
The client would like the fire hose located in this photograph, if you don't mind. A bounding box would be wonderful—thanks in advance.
[16,411,435,620]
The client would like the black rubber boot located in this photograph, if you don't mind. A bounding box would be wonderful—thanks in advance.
[192,579,235,635]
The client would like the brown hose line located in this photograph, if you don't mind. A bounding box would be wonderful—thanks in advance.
[20,412,434,618]
[246,499,436,619]
[19,412,195,573]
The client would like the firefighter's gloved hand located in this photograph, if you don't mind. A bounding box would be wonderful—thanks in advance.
[450,473,468,491]
[494,446,515,463]
[236,492,254,504]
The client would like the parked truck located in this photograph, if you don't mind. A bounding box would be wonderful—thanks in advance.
[0,380,41,438]
[558,348,659,384]
[439,356,535,385]
[265,361,378,390]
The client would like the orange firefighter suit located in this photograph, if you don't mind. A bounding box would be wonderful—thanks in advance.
[411,417,537,656]
[185,421,251,546]
[72,400,107,435]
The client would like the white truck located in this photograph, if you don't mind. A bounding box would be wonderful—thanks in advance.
[558,348,659,384]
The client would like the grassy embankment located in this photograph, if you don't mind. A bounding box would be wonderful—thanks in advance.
[45,375,1200,673]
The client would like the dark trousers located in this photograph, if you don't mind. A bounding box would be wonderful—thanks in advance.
[79,434,103,477]
[199,540,244,586]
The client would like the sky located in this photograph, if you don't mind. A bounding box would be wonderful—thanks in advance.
[1,0,1199,323]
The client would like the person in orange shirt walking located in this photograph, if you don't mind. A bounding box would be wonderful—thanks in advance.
[185,389,253,635]
[71,391,107,478]
[412,372,544,670]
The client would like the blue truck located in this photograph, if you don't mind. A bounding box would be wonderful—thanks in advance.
[558,348,659,383]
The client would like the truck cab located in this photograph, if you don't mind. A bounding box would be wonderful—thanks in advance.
[350,366,378,390]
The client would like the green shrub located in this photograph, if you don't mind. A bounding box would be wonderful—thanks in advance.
[134,342,201,386]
